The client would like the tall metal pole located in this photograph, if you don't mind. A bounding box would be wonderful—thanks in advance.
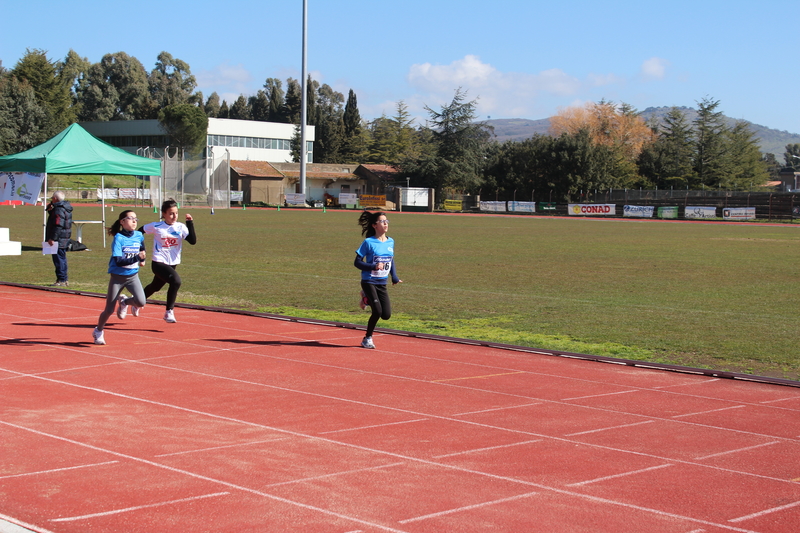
[299,0,308,200]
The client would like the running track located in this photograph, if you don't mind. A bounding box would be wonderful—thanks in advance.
[1,283,799,532]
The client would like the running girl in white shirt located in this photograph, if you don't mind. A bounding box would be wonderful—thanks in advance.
[354,210,401,349]
[138,199,197,323]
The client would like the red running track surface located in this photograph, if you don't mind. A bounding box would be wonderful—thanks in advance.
[1,284,799,533]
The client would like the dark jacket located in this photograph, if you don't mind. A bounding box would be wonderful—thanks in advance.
[45,200,73,248]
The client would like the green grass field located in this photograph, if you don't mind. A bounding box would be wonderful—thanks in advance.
[2,204,798,380]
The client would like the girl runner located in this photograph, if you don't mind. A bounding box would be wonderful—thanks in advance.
[354,210,401,349]
[92,210,146,345]
[139,199,197,323]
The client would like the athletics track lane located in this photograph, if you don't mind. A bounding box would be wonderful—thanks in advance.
[1,284,799,533]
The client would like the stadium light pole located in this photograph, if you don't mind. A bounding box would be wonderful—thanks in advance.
[792,154,800,190]
[299,0,308,200]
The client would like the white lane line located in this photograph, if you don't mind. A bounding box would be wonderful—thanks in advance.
[694,441,781,461]
[154,437,292,457]
[0,461,118,479]
[561,390,638,401]
[433,439,543,459]
[567,464,674,487]
[671,405,747,419]
[759,396,800,405]
[729,499,800,523]
[264,462,406,488]
[1,421,412,533]
[452,402,542,416]
[49,492,230,522]
[398,491,539,524]
[317,418,429,435]
[564,420,656,437]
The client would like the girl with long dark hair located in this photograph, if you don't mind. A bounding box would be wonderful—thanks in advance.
[92,210,146,345]
[139,199,197,323]
[354,210,402,349]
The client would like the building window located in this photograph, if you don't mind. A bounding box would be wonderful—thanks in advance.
[207,135,295,151]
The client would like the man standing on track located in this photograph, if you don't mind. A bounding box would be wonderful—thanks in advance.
[44,191,73,287]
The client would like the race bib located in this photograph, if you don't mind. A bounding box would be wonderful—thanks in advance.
[370,255,392,279]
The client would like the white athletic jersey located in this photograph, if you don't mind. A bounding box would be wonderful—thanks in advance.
[141,221,189,265]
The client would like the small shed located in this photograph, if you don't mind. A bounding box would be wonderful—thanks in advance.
[229,161,285,205]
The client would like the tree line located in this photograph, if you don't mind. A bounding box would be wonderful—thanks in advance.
[1,49,796,202]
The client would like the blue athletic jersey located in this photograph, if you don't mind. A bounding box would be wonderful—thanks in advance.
[108,231,145,276]
[356,236,395,284]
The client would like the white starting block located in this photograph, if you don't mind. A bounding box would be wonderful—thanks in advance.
[0,228,22,256]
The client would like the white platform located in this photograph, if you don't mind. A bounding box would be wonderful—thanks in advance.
[0,227,22,256]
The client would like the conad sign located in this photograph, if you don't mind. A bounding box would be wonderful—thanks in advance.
[568,204,616,216]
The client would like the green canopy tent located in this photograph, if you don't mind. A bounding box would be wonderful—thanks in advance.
[0,123,162,246]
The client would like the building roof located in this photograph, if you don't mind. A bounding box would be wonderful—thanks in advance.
[230,160,283,178]
[360,164,399,179]
[269,162,360,181]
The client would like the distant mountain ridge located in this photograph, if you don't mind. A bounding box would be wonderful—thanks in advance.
[485,107,800,157]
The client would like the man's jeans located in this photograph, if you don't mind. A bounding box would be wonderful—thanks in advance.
[52,247,68,281]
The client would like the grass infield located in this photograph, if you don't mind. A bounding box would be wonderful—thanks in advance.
[2,204,798,380]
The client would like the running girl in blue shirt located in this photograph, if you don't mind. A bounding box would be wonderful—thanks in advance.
[92,210,146,345]
[354,210,402,349]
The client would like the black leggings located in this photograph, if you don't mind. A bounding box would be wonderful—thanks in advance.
[143,262,182,310]
[361,281,391,337]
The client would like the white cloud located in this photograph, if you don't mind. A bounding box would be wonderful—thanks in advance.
[641,57,668,80]
[195,63,254,103]
[405,55,581,119]
[587,73,624,87]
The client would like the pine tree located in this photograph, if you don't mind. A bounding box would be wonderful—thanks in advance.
[0,74,49,155]
[229,95,251,120]
[693,97,728,187]
[724,121,768,189]
[204,92,221,117]
[249,90,269,121]
[264,78,286,122]
[342,89,365,162]
[284,78,302,124]
[11,49,74,136]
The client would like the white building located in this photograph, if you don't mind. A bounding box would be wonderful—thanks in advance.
[80,118,314,165]
[80,118,383,206]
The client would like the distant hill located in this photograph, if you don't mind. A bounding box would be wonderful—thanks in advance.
[485,107,800,158]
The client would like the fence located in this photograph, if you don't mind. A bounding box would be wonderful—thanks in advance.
[436,191,799,221]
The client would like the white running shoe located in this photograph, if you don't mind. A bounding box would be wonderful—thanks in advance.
[361,336,375,349]
[92,328,106,345]
[359,290,369,311]
[164,309,177,323]
[116,295,128,319]
[131,305,140,317]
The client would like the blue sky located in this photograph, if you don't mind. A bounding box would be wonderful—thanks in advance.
[3,0,798,134]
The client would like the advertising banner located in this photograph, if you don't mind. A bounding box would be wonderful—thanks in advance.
[479,201,506,212]
[339,193,358,205]
[538,202,556,211]
[685,206,717,219]
[401,188,429,207]
[97,188,119,199]
[722,207,756,221]
[623,205,654,218]
[285,193,306,205]
[568,204,616,216]
[657,206,679,219]
[360,195,386,207]
[1,172,44,205]
[508,201,536,213]
[443,199,463,212]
